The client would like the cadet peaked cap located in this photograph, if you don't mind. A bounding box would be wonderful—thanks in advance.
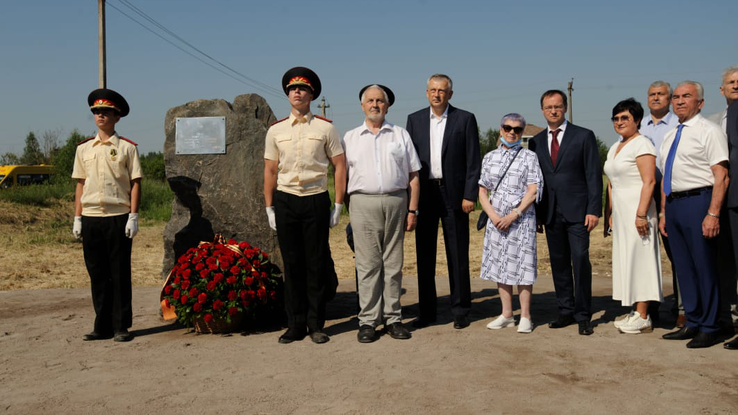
[282,67,321,100]
[88,88,130,117]
[359,84,395,107]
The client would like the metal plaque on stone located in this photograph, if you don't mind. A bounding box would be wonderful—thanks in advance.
[175,117,226,154]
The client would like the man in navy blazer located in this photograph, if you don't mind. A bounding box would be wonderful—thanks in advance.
[528,89,602,335]
[406,74,481,329]
[724,99,738,350]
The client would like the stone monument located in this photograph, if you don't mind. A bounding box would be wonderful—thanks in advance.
[161,94,279,277]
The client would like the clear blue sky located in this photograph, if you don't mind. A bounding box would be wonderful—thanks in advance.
[1,0,736,156]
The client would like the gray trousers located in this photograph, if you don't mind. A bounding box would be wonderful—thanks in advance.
[350,191,408,327]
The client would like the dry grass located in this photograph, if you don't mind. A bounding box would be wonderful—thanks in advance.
[1,201,672,291]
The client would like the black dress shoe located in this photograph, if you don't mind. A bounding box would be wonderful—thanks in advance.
[278,328,306,344]
[578,321,593,336]
[83,331,113,341]
[386,323,411,340]
[453,315,470,329]
[357,325,376,343]
[114,329,133,342]
[309,329,330,344]
[548,315,575,329]
[724,337,738,350]
[411,317,436,328]
[686,331,719,349]
[662,326,698,340]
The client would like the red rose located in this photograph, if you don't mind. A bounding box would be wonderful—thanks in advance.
[193,303,202,312]
[257,288,267,300]
[204,314,213,323]
[253,260,261,268]
[228,290,237,301]
[173,289,181,300]
[206,281,216,291]
[241,300,250,308]
[229,307,238,316]
[228,238,237,245]
[164,285,172,295]
[164,298,170,307]
[237,258,247,267]
[199,269,209,279]
[195,263,205,271]
[182,269,191,279]
[189,287,198,298]
[262,252,268,260]
[213,299,224,310]
[206,257,217,265]
[230,266,241,275]
[246,290,255,300]
[198,292,208,303]
[208,263,218,271]
[238,241,249,251]
[270,290,277,300]
[173,276,181,285]
[245,276,254,286]
[181,280,190,290]
[240,290,247,300]
[214,273,224,284]
[227,276,237,285]
[260,272,267,279]
[180,294,189,304]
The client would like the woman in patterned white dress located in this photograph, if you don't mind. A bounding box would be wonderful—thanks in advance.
[479,113,544,333]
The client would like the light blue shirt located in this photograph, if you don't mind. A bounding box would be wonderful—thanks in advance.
[640,111,679,168]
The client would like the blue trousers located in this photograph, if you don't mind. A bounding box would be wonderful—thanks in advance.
[665,190,720,333]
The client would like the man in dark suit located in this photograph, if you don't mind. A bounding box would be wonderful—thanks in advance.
[528,89,602,336]
[406,74,481,329]
[724,99,738,350]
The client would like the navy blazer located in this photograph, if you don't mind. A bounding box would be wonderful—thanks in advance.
[528,122,603,225]
[727,101,738,208]
[406,105,481,208]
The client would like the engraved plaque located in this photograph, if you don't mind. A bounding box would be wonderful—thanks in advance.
[175,117,226,154]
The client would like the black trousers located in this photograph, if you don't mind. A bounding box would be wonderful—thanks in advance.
[81,214,133,333]
[544,208,592,322]
[274,191,331,331]
[415,182,471,319]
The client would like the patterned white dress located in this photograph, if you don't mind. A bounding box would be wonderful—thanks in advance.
[479,147,543,285]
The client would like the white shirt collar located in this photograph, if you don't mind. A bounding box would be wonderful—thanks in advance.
[430,105,449,120]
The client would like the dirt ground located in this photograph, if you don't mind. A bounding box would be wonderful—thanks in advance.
[1,210,738,414]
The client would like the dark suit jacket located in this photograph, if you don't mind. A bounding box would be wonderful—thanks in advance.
[406,105,481,208]
[528,122,603,225]
[727,101,738,208]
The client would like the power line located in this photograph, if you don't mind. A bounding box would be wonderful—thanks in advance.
[106,0,285,100]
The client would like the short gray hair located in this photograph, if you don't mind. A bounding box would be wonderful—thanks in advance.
[722,65,738,84]
[361,84,389,104]
[648,80,672,96]
[500,113,527,128]
[676,80,704,100]
[427,74,453,91]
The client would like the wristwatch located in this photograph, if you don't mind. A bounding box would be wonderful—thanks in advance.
[408,209,419,216]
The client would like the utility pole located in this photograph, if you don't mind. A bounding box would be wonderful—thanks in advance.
[318,96,330,118]
[98,0,107,88]
[567,78,574,123]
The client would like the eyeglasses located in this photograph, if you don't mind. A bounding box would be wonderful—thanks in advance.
[611,115,632,123]
[501,125,524,134]
[542,105,565,112]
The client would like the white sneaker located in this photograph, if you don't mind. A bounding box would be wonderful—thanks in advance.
[517,317,533,333]
[613,311,635,329]
[487,315,515,330]
[618,312,653,334]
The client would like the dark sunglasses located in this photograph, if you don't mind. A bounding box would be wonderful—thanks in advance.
[611,115,632,123]
[502,125,524,134]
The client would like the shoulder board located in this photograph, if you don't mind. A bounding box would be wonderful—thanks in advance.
[315,115,333,123]
[119,136,138,146]
[77,137,95,146]
[270,117,289,126]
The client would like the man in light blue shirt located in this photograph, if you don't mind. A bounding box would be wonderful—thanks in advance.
[639,80,682,326]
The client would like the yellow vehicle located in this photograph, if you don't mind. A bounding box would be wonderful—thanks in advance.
[0,165,54,188]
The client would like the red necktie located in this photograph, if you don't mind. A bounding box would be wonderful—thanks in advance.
[550,129,561,166]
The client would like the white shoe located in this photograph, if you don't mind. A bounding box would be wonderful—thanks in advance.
[517,317,533,333]
[618,312,653,334]
[613,311,635,329]
[487,315,515,330]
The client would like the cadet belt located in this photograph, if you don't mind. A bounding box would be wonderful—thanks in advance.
[667,186,712,202]
[428,179,444,186]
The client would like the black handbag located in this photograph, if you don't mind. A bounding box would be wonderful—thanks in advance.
[477,147,522,231]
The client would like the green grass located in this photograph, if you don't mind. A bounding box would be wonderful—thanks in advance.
[140,179,173,222]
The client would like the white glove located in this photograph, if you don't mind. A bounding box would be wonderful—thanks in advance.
[125,213,139,239]
[266,206,277,231]
[329,203,343,228]
[73,216,82,240]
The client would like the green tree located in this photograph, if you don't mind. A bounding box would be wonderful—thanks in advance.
[20,132,44,165]
[140,152,166,181]
[1,152,20,165]
[479,128,500,158]
[51,130,87,183]
[595,137,609,169]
